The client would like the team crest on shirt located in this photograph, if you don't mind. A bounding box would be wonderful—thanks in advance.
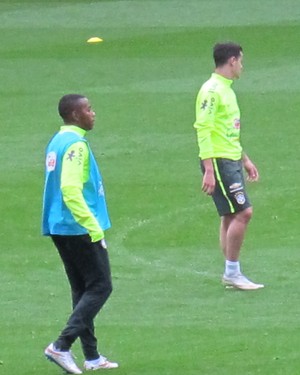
[234,192,246,205]
[233,118,241,129]
[46,151,56,172]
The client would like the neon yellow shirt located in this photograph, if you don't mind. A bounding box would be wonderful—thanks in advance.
[194,73,242,160]
[60,126,104,242]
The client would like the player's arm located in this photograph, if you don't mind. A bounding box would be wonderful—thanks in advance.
[242,152,259,182]
[194,90,219,194]
[201,158,215,195]
[194,90,219,159]
[61,141,104,242]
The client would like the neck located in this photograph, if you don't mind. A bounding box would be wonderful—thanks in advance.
[64,120,79,126]
[215,67,234,80]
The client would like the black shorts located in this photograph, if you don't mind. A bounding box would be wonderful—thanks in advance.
[201,158,252,216]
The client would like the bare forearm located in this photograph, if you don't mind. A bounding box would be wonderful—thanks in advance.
[201,158,215,195]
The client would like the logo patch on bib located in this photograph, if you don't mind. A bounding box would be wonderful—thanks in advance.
[46,152,56,172]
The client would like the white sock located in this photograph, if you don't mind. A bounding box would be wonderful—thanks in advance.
[225,260,240,276]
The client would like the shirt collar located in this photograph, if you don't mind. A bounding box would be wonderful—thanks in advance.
[59,125,86,137]
[212,72,233,87]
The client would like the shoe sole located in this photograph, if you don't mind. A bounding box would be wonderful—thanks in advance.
[223,281,264,290]
[84,363,119,370]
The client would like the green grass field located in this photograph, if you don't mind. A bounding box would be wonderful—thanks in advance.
[1,1,300,374]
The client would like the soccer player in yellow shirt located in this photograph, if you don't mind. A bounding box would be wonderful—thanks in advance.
[194,42,264,290]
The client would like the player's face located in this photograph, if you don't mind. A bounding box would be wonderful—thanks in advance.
[74,98,96,131]
[232,52,243,79]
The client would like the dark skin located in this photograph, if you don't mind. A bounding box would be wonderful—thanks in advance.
[64,98,96,131]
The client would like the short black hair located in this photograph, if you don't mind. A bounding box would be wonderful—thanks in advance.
[213,42,243,67]
[58,94,86,121]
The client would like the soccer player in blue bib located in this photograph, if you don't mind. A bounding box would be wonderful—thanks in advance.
[43,94,118,373]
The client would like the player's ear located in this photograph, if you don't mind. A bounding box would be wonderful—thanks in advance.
[71,110,79,122]
[228,56,236,66]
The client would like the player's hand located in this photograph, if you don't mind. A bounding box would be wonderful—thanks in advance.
[90,236,108,250]
[243,159,259,182]
[202,170,215,195]
[100,238,108,249]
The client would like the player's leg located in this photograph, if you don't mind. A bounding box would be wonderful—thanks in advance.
[224,207,252,261]
[70,238,117,369]
[219,214,231,257]
[57,236,112,352]
[45,235,84,374]
[213,159,263,290]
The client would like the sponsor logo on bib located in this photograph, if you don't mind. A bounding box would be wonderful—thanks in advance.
[46,152,57,172]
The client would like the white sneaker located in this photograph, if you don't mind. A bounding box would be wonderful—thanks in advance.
[84,355,119,370]
[45,343,82,374]
[222,273,264,290]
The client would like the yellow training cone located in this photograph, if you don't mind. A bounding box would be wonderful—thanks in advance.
[87,37,103,43]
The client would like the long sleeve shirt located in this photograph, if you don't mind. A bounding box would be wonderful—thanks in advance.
[194,73,242,161]
[43,124,111,240]
[59,126,104,241]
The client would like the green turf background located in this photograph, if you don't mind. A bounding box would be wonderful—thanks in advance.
[0,1,299,374]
